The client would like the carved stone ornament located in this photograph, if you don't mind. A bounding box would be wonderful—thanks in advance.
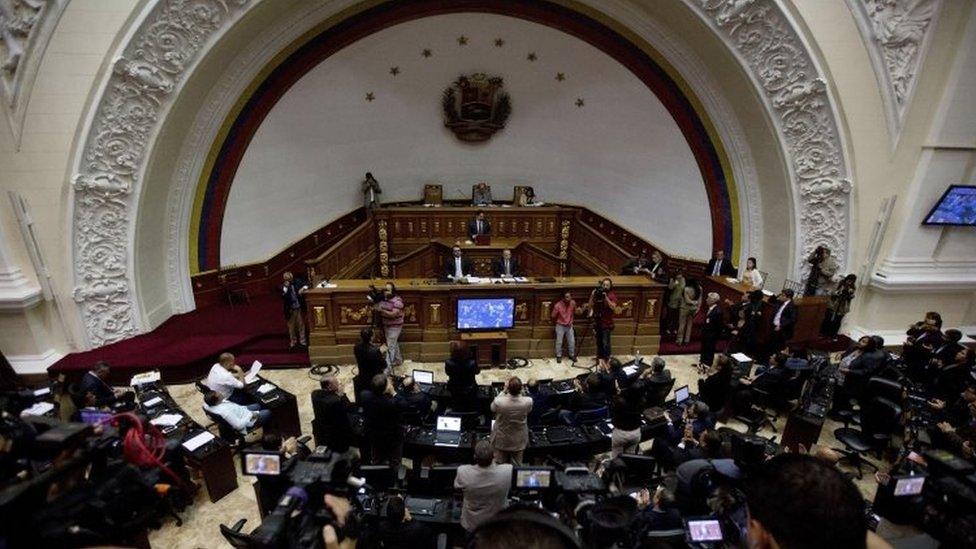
[71,0,252,347]
[688,0,852,276]
[847,0,939,139]
[442,72,511,142]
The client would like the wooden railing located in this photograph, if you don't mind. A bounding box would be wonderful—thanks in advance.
[390,243,441,278]
[305,220,375,282]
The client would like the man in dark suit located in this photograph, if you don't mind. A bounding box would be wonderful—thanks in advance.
[78,361,133,408]
[281,271,309,349]
[769,289,797,356]
[494,249,520,277]
[468,211,491,239]
[699,292,724,368]
[360,374,404,465]
[445,246,473,281]
[310,375,355,452]
[394,376,432,421]
[706,250,736,277]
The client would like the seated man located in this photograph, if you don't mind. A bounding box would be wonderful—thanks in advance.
[494,249,520,277]
[445,246,472,281]
[472,181,493,206]
[78,361,133,408]
[207,352,251,404]
[621,250,666,282]
[746,454,868,549]
[634,484,683,533]
[644,356,672,383]
[558,373,609,425]
[469,210,491,240]
[455,440,513,533]
[376,495,436,549]
[203,391,270,434]
[394,376,432,421]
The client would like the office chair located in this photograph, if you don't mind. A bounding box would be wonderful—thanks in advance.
[219,519,252,548]
[866,376,904,404]
[194,380,209,395]
[203,408,247,448]
[832,396,902,478]
[573,406,609,425]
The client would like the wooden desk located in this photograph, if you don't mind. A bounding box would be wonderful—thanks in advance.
[461,331,508,367]
[702,276,828,344]
[431,237,525,277]
[306,276,664,363]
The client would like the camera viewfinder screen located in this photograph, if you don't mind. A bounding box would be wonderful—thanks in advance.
[894,476,925,496]
[516,469,552,489]
[456,297,515,330]
[243,453,281,476]
[923,185,976,226]
[687,519,723,542]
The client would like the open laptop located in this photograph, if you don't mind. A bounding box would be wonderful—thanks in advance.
[245,360,263,384]
[434,416,462,447]
[413,369,434,391]
[668,385,692,418]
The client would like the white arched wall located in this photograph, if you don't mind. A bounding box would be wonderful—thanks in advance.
[222,13,712,265]
[65,0,856,347]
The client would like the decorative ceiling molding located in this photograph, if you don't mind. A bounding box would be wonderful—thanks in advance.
[847,0,941,146]
[0,0,68,146]
[69,0,253,347]
[684,0,853,278]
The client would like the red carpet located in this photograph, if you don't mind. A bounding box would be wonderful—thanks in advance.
[49,294,309,384]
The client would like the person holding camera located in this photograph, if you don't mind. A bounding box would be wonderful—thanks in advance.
[588,278,618,369]
[804,245,838,296]
[373,282,404,371]
[822,273,856,338]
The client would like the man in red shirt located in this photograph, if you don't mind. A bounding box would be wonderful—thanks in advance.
[588,278,618,369]
[551,291,578,363]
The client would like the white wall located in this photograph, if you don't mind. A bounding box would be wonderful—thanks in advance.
[221,13,711,265]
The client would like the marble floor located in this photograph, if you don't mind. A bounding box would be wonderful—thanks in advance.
[149,353,885,548]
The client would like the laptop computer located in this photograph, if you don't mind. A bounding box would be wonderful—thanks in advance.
[668,385,692,418]
[413,369,434,391]
[434,416,462,447]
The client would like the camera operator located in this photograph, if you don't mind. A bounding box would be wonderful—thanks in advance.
[587,278,618,370]
[371,282,404,372]
[803,245,838,297]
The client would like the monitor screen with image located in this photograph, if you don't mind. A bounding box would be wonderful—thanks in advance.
[894,475,925,496]
[456,297,515,330]
[674,385,690,404]
[436,416,461,432]
[923,185,976,226]
[413,369,434,384]
[686,518,723,542]
[515,468,552,489]
[242,452,282,476]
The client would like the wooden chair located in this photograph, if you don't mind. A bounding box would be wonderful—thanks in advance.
[423,184,443,205]
[218,267,250,307]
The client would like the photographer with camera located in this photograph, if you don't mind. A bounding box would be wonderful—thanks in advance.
[588,278,618,370]
[804,245,838,297]
[371,282,404,372]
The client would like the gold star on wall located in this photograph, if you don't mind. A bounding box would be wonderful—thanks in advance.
[526,52,537,61]
[365,92,375,102]
[575,98,585,107]
[555,72,566,81]
[421,48,432,58]
[457,35,468,46]
[494,38,505,47]
[389,66,400,76]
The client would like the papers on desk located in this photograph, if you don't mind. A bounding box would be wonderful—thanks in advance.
[33,386,51,397]
[317,280,336,288]
[130,371,161,386]
[622,365,639,377]
[731,353,752,363]
[514,277,528,283]
[465,276,486,284]
[20,401,55,417]
[761,289,775,296]
[150,413,183,427]
[142,396,164,408]
[725,277,740,283]
[182,431,215,452]
[257,383,276,395]
[245,360,263,383]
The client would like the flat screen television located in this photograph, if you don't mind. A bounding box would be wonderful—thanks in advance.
[922,185,976,226]
[456,297,515,331]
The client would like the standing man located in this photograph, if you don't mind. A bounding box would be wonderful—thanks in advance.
[281,271,309,349]
[699,292,723,369]
[588,278,618,370]
[706,250,736,277]
[455,440,513,533]
[804,245,838,296]
[551,291,577,363]
[769,289,797,357]
[495,249,519,277]
[468,211,491,240]
[374,282,404,371]
[490,377,533,465]
[472,182,493,206]
[445,246,472,281]
[360,374,404,466]
[362,172,382,210]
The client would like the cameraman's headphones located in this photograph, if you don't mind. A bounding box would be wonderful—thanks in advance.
[467,506,581,549]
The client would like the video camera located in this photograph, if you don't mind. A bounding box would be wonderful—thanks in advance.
[225,445,359,549]
[366,284,386,304]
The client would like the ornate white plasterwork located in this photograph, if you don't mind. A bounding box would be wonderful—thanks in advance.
[685,0,853,279]
[0,0,68,146]
[847,0,941,144]
[70,0,252,347]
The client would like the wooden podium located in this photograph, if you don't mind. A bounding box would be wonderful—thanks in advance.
[462,331,508,368]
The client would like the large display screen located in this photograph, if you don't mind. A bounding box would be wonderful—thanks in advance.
[923,185,976,226]
[456,297,515,330]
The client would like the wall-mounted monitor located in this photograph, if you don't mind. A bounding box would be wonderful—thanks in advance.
[922,185,976,226]
[456,297,515,331]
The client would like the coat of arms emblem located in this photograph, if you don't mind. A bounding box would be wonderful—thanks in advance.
[442,73,511,142]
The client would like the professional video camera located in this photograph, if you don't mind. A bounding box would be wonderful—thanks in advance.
[365,284,386,304]
[223,445,360,549]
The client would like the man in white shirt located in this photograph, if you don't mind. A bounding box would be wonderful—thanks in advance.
[203,391,270,434]
[455,440,513,532]
[445,246,472,281]
[207,352,249,404]
[494,249,519,278]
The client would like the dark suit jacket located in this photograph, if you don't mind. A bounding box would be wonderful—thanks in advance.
[494,257,520,277]
[360,391,403,443]
[281,277,309,318]
[394,389,431,420]
[444,256,473,279]
[376,518,436,549]
[310,390,354,451]
[445,358,480,407]
[354,342,386,397]
[702,305,724,340]
[79,371,115,407]
[706,258,736,277]
[468,218,491,237]
[771,299,797,339]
